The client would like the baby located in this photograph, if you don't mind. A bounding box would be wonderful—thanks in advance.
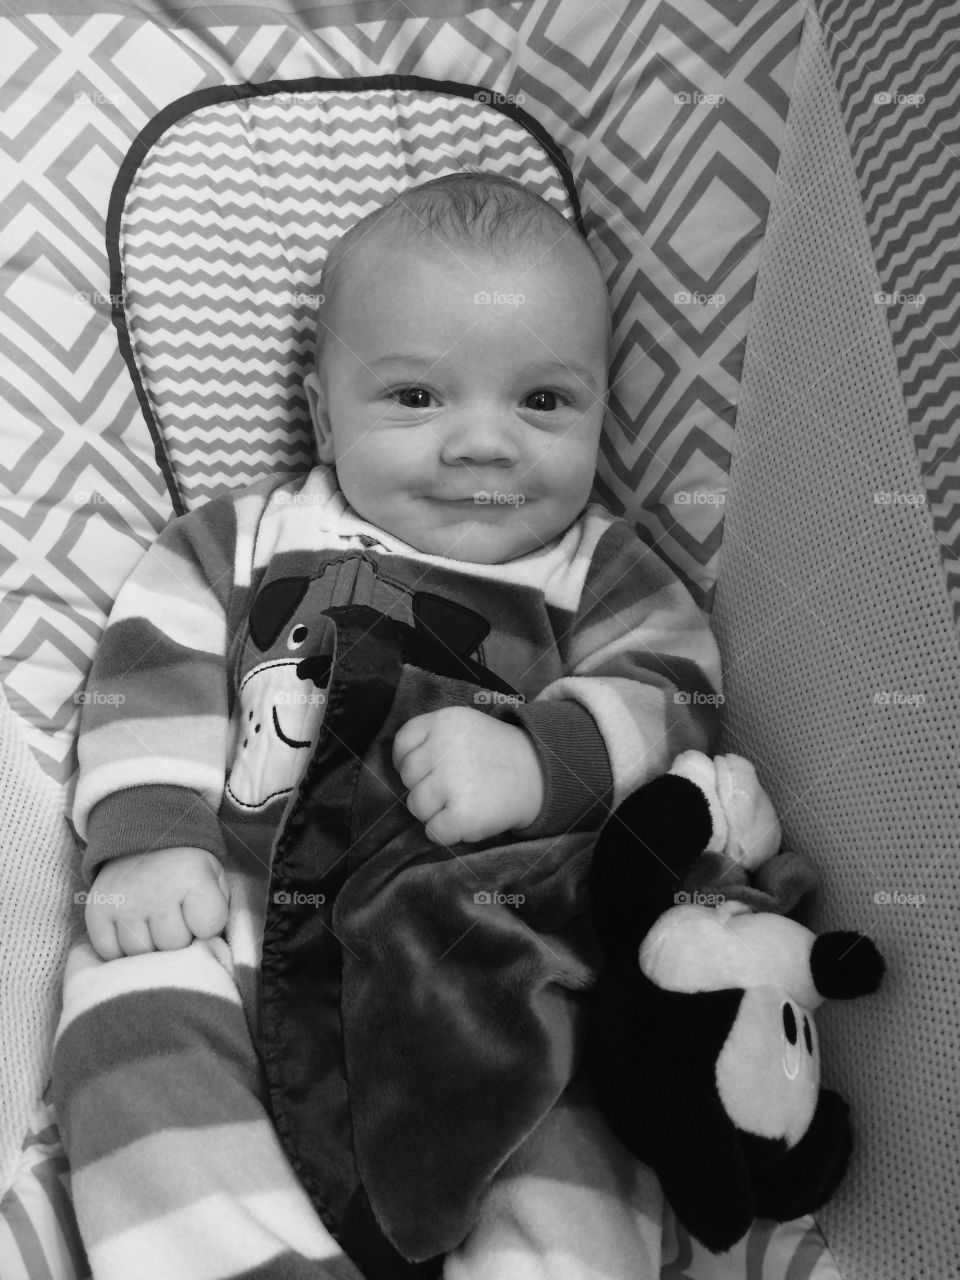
[65,170,723,1277]
[79,171,721,961]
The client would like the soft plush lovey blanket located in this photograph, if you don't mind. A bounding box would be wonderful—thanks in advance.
[259,605,601,1272]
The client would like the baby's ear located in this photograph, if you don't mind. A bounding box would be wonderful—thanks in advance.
[304,368,335,463]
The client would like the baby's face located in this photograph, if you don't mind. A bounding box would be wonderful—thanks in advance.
[305,235,610,563]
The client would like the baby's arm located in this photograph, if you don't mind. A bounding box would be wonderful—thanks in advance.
[509,517,724,819]
[395,518,722,847]
[393,709,544,845]
[85,846,230,960]
[73,491,252,955]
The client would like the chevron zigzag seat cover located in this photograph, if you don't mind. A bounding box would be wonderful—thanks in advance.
[1,0,958,1278]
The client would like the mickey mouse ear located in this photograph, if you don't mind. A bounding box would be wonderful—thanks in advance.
[589,773,714,953]
[810,932,886,998]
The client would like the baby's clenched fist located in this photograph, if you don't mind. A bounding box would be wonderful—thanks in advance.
[85,846,229,961]
[392,706,545,846]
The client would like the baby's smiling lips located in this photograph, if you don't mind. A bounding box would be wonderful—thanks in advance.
[432,498,512,518]
[427,492,527,506]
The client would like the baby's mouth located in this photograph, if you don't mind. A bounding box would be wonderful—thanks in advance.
[428,492,528,507]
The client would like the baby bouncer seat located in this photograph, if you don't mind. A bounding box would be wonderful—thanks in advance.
[1,0,957,1277]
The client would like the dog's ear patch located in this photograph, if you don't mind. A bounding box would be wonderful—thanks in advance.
[249,577,311,651]
[412,592,490,656]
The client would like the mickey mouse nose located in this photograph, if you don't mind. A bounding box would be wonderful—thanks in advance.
[810,932,886,998]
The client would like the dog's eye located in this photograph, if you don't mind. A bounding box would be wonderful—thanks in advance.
[287,624,309,649]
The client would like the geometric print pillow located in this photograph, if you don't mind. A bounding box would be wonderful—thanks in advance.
[113,79,581,513]
[0,0,804,781]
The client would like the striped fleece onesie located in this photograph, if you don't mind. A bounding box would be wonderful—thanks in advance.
[54,464,722,1280]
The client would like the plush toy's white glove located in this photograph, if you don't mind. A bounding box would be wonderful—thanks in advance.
[668,751,781,871]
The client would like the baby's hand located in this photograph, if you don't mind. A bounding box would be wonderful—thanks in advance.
[85,846,229,961]
[392,707,545,846]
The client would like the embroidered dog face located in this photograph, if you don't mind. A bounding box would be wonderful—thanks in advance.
[224,565,502,810]
[226,577,335,811]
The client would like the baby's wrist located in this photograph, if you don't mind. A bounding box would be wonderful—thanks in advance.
[509,725,545,829]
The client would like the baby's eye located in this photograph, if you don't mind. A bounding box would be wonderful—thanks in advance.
[393,387,434,409]
[524,390,562,412]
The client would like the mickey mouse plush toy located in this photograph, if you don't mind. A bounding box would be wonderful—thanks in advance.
[587,751,885,1254]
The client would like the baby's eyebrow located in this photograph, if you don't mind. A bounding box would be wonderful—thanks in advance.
[367,353,601,392]
[536,360,603,392]
[368,353,436,370]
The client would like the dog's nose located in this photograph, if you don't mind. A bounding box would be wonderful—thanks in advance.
[296,654,332,688]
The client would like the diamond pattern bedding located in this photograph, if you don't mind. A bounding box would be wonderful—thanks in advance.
[0,0,803,779]
[0,0,837,1277]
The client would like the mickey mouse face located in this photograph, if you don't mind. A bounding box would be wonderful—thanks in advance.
[715,987,820,1147]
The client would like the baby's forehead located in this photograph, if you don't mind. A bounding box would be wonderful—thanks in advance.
[333,203,592,277]
[315,206,611,368]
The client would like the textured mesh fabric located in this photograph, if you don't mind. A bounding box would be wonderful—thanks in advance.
[713,10,960,1279]
[0,683,76,1196]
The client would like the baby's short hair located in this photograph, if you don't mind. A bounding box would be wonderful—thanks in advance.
[313,170,596,371]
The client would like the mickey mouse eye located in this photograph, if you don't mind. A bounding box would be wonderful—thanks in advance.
[803,1015,814,1055]
[287,624,309,649]
[781,1000,802,1080]
[782,1002,798,1045]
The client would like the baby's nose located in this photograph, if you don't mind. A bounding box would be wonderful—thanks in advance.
[442,413,518,466]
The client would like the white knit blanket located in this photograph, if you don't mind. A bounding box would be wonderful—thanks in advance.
[0,683,75,1195]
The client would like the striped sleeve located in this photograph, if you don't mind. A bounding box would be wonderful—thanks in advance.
[513,517,723,829]
[73,493,247,877]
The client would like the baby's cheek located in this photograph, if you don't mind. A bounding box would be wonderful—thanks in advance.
[541,459,594,519]
[330,459,364,506]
